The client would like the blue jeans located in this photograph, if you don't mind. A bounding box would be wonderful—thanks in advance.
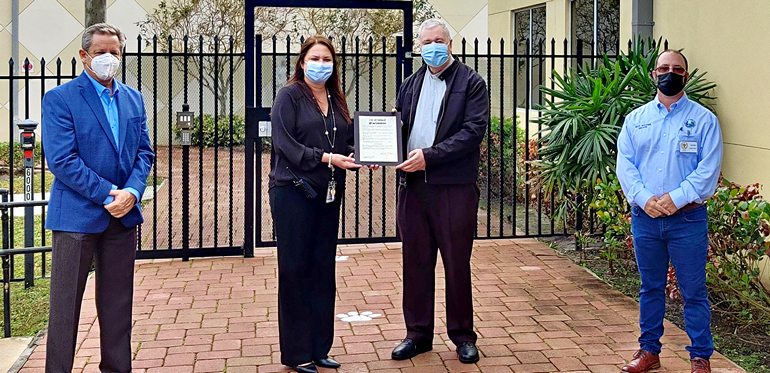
[631,205,713,360]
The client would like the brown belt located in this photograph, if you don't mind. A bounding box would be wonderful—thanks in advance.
[673,202,703,214]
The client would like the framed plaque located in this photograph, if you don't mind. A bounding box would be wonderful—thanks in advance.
[353,111,403,166]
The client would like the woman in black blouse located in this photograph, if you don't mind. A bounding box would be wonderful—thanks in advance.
[269,35,365,373]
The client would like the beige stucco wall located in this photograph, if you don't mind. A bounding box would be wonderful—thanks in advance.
[489,0,571,54]
[489,0,637,54]
[653,0,770,192]
[428,0,490,53]
[618,0,632,49]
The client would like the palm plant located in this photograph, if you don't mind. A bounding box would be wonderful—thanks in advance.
[532,38,717,219]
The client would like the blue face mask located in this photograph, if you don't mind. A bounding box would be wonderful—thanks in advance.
[305,61,333,84]
[421,42,449,68]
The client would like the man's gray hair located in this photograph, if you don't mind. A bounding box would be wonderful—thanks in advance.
[82,23,126,51]
[418,18,451,41]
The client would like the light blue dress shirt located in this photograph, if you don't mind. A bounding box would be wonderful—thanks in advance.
[616,93,723,210]
[84,71,141,205]
[407,57,454,153]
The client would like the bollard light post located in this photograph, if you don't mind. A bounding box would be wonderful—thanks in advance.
[18,119,37,289]
[176,105,193,261]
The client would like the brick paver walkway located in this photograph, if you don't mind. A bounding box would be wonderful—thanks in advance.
[18,239,744,373]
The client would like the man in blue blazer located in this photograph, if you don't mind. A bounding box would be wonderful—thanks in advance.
[41,23,153,373]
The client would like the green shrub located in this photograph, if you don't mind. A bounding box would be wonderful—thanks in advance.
[534,38,717,218]
[176,114,246,147]
[478,116,526,204]
[706,178,770,322]
[590,173,634,276]
[594,175,770,323]
[0,141,43,174]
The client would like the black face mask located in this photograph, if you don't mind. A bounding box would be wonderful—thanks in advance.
[656,72,687,96]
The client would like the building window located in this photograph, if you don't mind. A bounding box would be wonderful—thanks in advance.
[571,0,620,55]
[514,5,546,109]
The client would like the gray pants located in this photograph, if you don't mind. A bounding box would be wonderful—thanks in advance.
[45,217,136,373]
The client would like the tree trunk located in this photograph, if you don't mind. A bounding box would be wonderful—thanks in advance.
[85,0,106,27]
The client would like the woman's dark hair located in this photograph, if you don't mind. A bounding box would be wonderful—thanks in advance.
[286,35,350,123]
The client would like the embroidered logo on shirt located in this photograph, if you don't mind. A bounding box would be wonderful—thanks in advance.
[634,123,651,129]
[685,119,696,128]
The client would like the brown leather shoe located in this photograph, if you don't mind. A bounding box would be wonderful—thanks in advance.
[691,357,711,373]
[621,349,661,373]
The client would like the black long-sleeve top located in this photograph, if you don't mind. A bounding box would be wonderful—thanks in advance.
[269,83,355,191]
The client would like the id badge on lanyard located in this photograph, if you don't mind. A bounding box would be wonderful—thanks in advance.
[326,176,336,203]
[679,120,698,154]
[679,132,698,154]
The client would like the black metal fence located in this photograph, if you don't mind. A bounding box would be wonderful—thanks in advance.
[0,36,250,336]
[0,191,51,337]
[0,35,615,251]
[120,36,246,259]
[0,34,620,336]
[252,35,613,246]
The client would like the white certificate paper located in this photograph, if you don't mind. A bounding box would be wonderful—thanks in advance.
[354,112,403,166]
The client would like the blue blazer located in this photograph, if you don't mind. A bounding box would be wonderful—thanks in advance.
[42,73,154,233]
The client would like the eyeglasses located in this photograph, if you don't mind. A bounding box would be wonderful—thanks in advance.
[655,65,686,75]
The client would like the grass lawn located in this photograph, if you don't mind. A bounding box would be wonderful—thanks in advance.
[0,170,55,194]
[1,214,53,337]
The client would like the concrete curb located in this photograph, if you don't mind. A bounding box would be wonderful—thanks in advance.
[7,328,45,373]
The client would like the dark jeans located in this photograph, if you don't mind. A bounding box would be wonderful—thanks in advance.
[46,217,136,373]
[396,174,479,345]
[632,205,713,359]
[270,185,341,366]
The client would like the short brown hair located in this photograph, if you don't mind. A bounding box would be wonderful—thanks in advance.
[655,49,688,71]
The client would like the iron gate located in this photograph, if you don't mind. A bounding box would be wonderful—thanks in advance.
[244,0,415,254]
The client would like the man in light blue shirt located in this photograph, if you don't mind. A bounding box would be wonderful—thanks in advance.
[617,50,722,373]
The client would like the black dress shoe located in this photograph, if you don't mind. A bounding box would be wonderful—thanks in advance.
[391,338,432,360]
[457,341,479,364]
[314,357,341,368]
[293,363,318,373]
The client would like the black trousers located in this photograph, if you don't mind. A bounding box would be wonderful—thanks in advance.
[397,174,479,345]
[270,185,341,366]
[46,217,137,373]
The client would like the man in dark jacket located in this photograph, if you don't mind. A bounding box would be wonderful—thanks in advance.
[391,18,488,364]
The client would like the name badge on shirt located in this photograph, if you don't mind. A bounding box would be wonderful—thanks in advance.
[680,141,698,153]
